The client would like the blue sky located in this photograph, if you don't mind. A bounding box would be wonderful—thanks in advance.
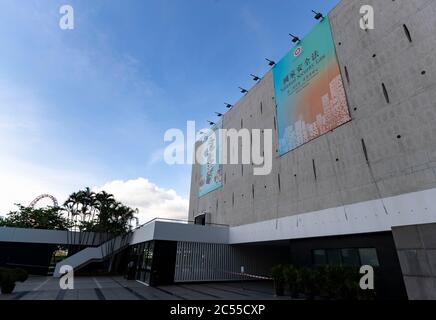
[0,0,340,221]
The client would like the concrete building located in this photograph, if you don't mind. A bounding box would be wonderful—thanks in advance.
[186,0,436,299]
[2,0,436,300]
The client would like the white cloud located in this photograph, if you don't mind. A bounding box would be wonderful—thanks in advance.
[94,178,188,224]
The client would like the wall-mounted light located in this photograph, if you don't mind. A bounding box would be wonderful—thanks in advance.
[312,10,324,20]
[239,87,248,94]
[250,74,260,81]
[265,58,276,66]
[289,33,301,44]
[224,103,233,109]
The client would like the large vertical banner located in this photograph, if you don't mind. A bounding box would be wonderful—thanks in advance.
[198,122,223,197]
[273,17,351,156]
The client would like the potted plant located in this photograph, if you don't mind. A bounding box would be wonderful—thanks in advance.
[322,266,335,299]
[324,266,362,300]
[294,267,306,299]
[271,264,285,296]
[343,267,362,300]
[299,267,322,300]
[327,266,345,299]
[0,272,16,295]
[13,268,29,283]
[0,267,28,295]
[283,265,299,298]
[313,266,328,300]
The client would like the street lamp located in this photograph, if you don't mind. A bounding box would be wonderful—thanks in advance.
[312,10,324,20]
[289,33,301,44]
[239,87,248,94]
[250,74,261,81]
[265,58,276,66]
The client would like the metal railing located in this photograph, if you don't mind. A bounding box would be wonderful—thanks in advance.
[132,217,229,231]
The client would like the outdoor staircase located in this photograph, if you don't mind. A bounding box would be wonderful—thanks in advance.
[53,233,132,278]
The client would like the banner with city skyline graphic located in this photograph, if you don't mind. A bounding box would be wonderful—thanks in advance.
[198,121,223,197]
[273,17,351,156]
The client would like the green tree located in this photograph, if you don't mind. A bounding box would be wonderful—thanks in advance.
[0,204,71,230]
[63,188,137,236]
[63,188,137,267]
[2,188,137,236]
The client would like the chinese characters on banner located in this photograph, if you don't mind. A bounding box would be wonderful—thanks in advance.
[198,122,223,197]
[273,17,351,156]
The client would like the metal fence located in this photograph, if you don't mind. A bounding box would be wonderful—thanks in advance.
[174,242,279,282]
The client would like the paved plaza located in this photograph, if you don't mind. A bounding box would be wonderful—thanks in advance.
[0,276,280,300]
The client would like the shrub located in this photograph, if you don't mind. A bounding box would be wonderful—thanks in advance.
[270,264,369,300]
[299,267,322,299]
[313,266,329,298]
[342,267,362,300]
[322,266,364,300]
[0,267,28,295]
[13,268,28,283]
[0,272,16,294]
[271,264,285,296]
[0,268,8,283]
[283,265,298,297]
[324,265,344,298]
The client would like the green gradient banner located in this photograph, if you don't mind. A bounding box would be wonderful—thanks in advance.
[273,17,351,156]
[198,122,223,197]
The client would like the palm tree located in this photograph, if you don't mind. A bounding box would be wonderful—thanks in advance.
[101,202,137,272]
[90,191,115,244]
[63,188,138,261]
[82,188,97,242]
[64,191,83,253]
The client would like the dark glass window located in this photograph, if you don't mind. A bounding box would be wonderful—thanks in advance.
[312,247,380,267]
[313,249,327,265]
[130,241,155,284]
[341,248,360,266]
[359,248,379,267]
[327,249,342,265]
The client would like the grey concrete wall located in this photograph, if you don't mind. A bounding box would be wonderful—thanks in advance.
[129,220,229,245]
[392,223,436,300]
[0,226,102,245]
[188,0,436,227]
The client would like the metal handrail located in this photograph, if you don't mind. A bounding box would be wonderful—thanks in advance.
[6,263,49,270]
[132,217,229,231]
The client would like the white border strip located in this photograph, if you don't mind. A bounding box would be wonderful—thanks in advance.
[229,187,436,244]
